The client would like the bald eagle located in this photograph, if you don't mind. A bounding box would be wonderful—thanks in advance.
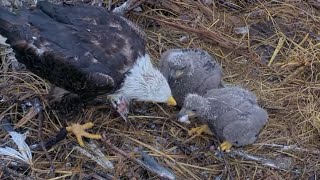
[0,1,176,146]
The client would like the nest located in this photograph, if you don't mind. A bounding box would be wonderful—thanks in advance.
[1,0,320,179]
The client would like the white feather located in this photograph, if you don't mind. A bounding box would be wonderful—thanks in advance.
[0,35,9,46]
[115,54,172,103]
[0,131,33,164]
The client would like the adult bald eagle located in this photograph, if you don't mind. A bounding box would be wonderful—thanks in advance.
[0,1,176,146]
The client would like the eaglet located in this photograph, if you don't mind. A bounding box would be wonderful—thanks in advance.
[177,86,268,152]
[159,48,223,107]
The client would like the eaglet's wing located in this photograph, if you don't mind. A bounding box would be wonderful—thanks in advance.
[0,1,145,100]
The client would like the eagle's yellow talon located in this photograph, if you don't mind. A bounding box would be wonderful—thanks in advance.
[81,122,95,129]
[66,122,102,147]
[218,141,233,152]
[188,125,213,136]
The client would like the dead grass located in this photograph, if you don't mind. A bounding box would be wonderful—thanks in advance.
[1,0,320,179]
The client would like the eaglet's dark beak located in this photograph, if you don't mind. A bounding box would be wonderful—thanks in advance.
[177,108,196,124]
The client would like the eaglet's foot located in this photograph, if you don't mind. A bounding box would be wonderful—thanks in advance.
[66,122,102,147]
[218,141,233,152]
[188,124,213,136]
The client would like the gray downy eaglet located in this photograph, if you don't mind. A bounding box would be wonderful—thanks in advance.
[178,86,268,152]
[159,48,223,107]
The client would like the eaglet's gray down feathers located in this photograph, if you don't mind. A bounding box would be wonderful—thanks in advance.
[159,48,223,107]
[178,86,269,149]
[158,48,268,150]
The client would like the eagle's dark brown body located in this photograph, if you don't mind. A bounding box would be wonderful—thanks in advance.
[0,1,146,101]
[0,2,178,147]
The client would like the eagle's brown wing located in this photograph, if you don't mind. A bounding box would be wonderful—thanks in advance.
[0,2,145,100]
[38,1,147,40]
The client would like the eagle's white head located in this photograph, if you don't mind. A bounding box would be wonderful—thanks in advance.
[115,53,177,106]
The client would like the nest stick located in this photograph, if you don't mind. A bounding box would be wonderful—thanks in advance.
[108,0,112,10]
[0,163,35,180]
[254,143,320,154]
[101,132,141,161]
[228,149,294,171]
[101,132,175,180]
[143,15,259,62]
[36,100,55,176]
[112,0,145,15]
[83,164,115,180]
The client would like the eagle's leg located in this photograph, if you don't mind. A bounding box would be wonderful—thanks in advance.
[66,122,102,147]
[48,86,83,118]
[48,86,101,147]
[188,124,213,136]
[108,94,129,121]
[218,141,233,152]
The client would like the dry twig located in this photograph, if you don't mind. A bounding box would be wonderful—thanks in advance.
[101,132,176,180]
[228,149,295,172]
[33,98,55,176]
[142,15,259,62]
[113,0,146,15]
[254,143,320,155]
[0,164,35,180]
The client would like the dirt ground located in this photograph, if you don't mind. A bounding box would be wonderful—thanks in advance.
[1,0,320,179]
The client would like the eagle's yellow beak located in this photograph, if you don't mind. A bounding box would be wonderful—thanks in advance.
[167,96,177,106]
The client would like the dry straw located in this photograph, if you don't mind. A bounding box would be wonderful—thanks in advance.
[1,0,320,179]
